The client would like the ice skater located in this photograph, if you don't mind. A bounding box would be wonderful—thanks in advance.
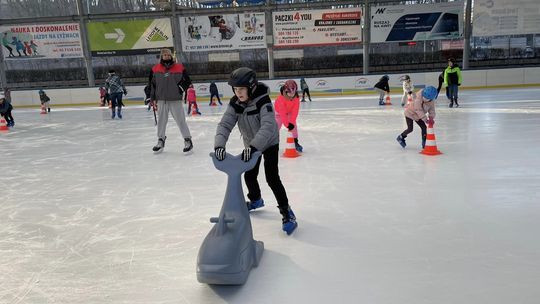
[400,75,414,107]
[300,77,311,102]
[275,80,303,152]
[105,70,127,119]
[0,92,14,127]
[213,67,297,235]
[186,84,201,115]
[444,58,462,108]
[209,81,222,106]
[38,89,51,112]
[374,75,390,105]
[396,86,438,149]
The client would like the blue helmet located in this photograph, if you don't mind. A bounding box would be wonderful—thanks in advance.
[422,86,437,100]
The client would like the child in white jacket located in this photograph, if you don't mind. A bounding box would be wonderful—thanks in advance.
[401,75,414,107]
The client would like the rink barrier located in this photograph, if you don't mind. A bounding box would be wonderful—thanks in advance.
[9,67,540,108]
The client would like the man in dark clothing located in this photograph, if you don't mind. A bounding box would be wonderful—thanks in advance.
[209,81,222,106]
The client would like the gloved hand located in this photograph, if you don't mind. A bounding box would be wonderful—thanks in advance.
[457,83,461,86]
[215,147,226,161]
[427,118,435,125]
[408,91,412,95]
[287,123,295,131]
[123,89,128,96]
[241,146,257,162]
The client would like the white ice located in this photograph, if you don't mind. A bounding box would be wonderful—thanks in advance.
[1,88,540,304]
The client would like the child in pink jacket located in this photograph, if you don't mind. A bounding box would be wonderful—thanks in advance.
[275,80,303,152]
[186,84,201,115]
[396,86,438,149]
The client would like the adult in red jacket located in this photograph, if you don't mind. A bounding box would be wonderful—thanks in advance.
[150,48,193,153]
[275,80,303,152]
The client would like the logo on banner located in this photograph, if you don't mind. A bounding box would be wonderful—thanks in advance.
[375,8,386,14]
[355,77,368,87]
[315,80,328,88]
[197,85,209,93]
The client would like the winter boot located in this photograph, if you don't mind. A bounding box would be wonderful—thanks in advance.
[294,138,303,152]
[396,135,406,148]
[152,136,166,153]
[183,138,193,153]
[246,198,265,211]
[111,109,116,119]
[48,108,51,113]
[117,108,122,119]
[379,99,385,106]
[279,206,298,235]
[449,98,454,108]
[454,98,459,108]
[422,134,427,149]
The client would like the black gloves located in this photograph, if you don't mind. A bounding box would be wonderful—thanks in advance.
[242,146,257,162]
[215,147,226,161]
[287,123,295,131]
[123,89,128,95]
[408,91,412,95]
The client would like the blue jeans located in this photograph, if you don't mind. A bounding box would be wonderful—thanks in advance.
[110,92,123,109]
[447,84,458,101]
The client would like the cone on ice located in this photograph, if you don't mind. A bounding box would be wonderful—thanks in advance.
[0,118,9,132]
[283,131,300,158]
[40,104,47,114]
[384,94,392,105]
[420,123,442,155]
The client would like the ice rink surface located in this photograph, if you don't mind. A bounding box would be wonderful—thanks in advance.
[1,87,540,304]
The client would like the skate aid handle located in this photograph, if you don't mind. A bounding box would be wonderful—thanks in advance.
[210,217,235,223]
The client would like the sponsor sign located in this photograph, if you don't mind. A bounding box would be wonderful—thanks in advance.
[272,8,362,47]
[473,0,540,36]
[180,13,266,52]
[371,2,464,43]
[1,23,83,59]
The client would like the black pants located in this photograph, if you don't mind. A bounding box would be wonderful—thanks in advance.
[401,117,427,140]
[244,144,289,211]
[302,88,311,101]
[110,92,123,110]
[209,93,222,105]
[4,45,14,57]
[1,108,14,124]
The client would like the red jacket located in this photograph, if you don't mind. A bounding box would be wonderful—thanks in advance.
[187,87,196,103]
[274,94,299,126]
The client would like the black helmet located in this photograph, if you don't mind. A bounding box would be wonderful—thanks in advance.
[228,67,257,90]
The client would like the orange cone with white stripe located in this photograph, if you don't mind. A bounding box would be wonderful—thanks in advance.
[420,123,442,155]
[40,104,47,114]
[384,94,392,105]
[283,131,300,158]
[0,118,9,132]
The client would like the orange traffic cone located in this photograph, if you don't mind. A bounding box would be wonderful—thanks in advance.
[191,104,198,116]
[0,118,9,132]
[210,98,217,106]
[283,131,300,158]
[420,123,442,155]
[384,94,392,105]
[40,104,47,114]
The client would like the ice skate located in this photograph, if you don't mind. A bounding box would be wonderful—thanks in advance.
[153,136,166,153]
[294,138,303,152]
[246,198,264,211]
[280,207,297,235]
[183,138,193,153]
[396,135,406,148]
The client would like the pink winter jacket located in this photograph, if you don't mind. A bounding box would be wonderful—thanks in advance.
[274,95,300,127]
[404,89,436,122]
[186,88,196,103]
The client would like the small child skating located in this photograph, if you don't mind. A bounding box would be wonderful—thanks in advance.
[214,67,298,235]
[374,75,390,105]
[186,84,201,115]
[400,75,414,107]
[0,92,14,127]
[98,87,107,106]
[38,89,51,112]
[275,80,303,152]
[396,86,438,149]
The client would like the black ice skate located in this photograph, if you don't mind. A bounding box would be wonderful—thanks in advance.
[153,136,166,153]
[183,138,193,153]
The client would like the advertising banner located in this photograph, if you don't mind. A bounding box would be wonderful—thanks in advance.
[370,2,464,43]
[272,8,362,47]
[473,0,540,36]
[87,18,173,56]
[1,23,83,59]
[179,13,266,52]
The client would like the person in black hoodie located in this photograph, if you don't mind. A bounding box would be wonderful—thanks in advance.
[374,75,390,105]
[209,81,222,106]
[0,91,14,127]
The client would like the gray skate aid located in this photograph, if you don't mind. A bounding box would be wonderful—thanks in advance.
[197,151,264,285]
